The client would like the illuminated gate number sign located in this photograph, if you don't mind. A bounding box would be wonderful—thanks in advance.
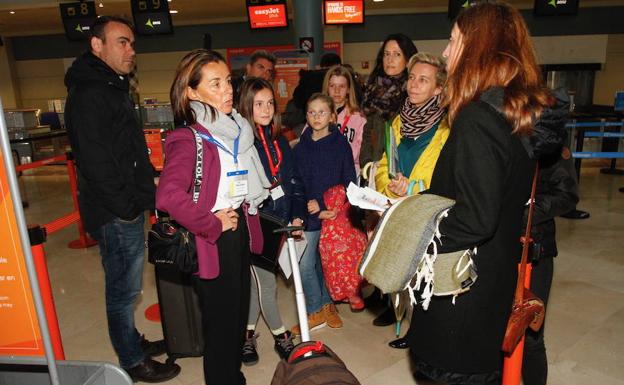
[59,1,97,41]
[131,0,173,35]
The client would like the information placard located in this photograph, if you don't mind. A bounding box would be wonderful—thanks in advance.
[324,0,364,25]
[0,149,44,357]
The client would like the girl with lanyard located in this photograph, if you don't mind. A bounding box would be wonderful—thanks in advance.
[237,78,305,365]
[322,65,367,176]
[157,50,270,385]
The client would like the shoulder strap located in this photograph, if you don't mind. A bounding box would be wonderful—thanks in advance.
[187,127,203,204]
[515,162,539,302]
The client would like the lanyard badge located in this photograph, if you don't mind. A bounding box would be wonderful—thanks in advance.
[200,121,249,198]
[257,125,284,199]
[257,124,282,180]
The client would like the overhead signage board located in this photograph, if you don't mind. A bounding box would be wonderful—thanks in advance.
[59,1,97,41]
[534,0,580,16]
[131,0,174,36]
[246,0,288,29]
[324,0,364,25]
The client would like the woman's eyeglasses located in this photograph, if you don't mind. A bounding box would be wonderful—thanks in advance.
[307,110,330,118]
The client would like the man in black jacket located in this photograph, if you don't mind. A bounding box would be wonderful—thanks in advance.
[64,16,179,383]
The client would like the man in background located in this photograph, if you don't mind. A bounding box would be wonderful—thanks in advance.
[232,49,277,106]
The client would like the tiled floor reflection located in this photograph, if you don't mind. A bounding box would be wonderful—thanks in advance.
[16,163,624,385]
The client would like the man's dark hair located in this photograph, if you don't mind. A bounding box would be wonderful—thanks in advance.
[320,52,341,68]
[91,16,134,42]
[249,50,277,66]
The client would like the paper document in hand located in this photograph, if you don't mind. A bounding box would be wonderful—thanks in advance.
[278,234,307,279]
[346,182,395,211]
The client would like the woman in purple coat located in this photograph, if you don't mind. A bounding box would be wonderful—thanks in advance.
[156,49,270,385]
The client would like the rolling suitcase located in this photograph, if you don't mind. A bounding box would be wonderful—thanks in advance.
[154,266,204,364]
[270,227,361,385]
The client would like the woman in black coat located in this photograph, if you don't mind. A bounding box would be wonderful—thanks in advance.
[407,3,556,384]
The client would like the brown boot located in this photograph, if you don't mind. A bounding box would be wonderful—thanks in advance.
[291,309,326,336]
[323,303,343,328]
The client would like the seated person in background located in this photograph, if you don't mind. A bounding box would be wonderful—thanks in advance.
[375,52,449,198]
[231,50,276,106]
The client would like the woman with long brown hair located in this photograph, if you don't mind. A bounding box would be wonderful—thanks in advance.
[406,3,553,384]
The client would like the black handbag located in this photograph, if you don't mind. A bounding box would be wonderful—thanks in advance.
[148,127,203,274]
[250,211,288,270]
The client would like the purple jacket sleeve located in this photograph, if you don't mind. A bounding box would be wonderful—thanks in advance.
[156,129,222,244]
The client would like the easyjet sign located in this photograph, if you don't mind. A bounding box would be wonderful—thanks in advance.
[248,4,288,28]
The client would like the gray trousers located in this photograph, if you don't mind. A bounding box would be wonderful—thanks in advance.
[247,265,285,333]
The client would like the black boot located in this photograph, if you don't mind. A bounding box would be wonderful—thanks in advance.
[140,335,166,357]
[273,330,295,360]
[125,358,180,383]
[241,330,259,365]
[561,209,590,219]
[388,336,409,349]
[373,307,396,327]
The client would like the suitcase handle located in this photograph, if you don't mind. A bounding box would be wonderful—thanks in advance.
[273,225,304,237]
[289,341,326,362]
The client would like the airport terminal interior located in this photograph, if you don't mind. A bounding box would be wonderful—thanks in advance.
[15,162,624,384]
[1,0,623,384]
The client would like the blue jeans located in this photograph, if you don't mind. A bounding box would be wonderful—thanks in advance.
[300,231,332,314]
[91,213,146,369]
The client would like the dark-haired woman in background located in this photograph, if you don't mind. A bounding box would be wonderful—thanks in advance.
[360,33,418,327]
[407,3,555,384]
[157,49,270,385]
[359,33,418,167]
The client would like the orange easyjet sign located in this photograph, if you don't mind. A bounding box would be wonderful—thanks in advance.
[248,4,288,29]
[0,149,44,357]
[324,0,364,24]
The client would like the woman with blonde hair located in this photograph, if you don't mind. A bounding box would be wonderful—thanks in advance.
[406,3,554,384]
[375,52,449,198]
[322,65,366,174]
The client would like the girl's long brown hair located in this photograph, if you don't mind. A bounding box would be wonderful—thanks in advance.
[237,77,282,140]
[170,49,225,126]
[445,2,553,135]
[322,65,360,114]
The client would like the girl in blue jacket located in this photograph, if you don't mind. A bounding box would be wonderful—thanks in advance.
[291,93,356,335]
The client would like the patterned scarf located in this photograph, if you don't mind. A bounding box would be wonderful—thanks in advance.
[399,94,444,139]
[362,72,408,121]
